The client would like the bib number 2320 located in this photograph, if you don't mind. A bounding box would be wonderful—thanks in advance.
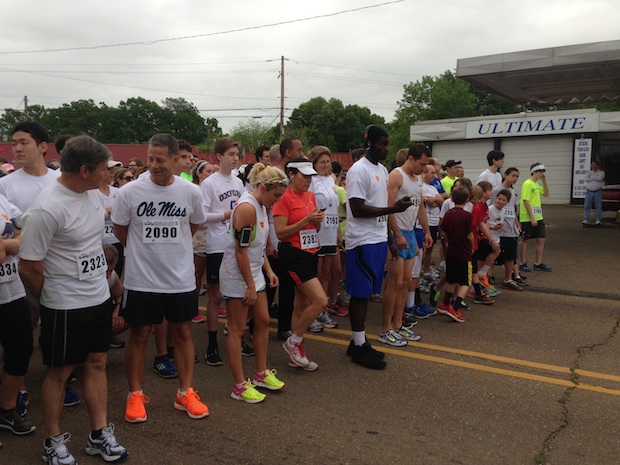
[77,248,107,281]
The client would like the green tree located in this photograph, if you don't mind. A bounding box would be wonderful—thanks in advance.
[230,119,278,153]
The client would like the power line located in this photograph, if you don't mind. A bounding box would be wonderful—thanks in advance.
[0,1,404,55]
[287,70,404,87]
[287,58,420,78]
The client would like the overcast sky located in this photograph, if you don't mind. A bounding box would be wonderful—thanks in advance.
[1,0,619,135]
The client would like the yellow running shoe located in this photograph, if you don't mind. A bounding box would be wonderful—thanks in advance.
[253,369,285,391]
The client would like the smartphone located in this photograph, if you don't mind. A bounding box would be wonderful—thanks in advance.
[238,227,252,247]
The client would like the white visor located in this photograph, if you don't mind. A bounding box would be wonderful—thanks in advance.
[288,161,317,176]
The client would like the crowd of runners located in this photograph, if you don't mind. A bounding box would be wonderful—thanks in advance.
[0,121,553,463]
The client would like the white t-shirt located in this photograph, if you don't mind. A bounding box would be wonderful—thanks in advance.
[220,192,269,298]
[487,205,505,242]
[0,195,25,305]
[439,199,473,219]
[201,172,244,254]
[0,168,61,214]
[310,175,339,247]
[422,183,440,227]
[491,185,519,238]
[345,157,389,250]
[111,176,207,293]
[477,169,502,190]
[393,167,422,232]
[20,183,110,310]
[98,186,120,245]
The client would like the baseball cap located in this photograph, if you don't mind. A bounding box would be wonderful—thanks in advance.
[287,161,317,176]
[108,160,122,169]
[1,163,15,173]
[445,160,461,168]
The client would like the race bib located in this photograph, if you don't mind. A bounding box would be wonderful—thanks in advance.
[376,215,388,227]
[103,221,115,239]
[77,248,107,281]
[504,208,515,219]
[299,228,319,250]
[324,214,338,228]
[532,206,543,217]
[143,219,180,243]
[0,256,18,283]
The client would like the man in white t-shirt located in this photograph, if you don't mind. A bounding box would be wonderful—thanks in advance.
[345,125,412,370]
[421,164,444,282]
[19,135,127,465]
[200,138,244,366]
[112,134,209,424]
[0,121,61,216]
[477,150,505,195]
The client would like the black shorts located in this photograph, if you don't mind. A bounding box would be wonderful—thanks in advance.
[206,253,224,283]
[317,245,338,257]
[0,297,33,376]
[121,290,198,326]
[429,226,440,244]
[278,242,318,285]
[498,236,519,264]
[445,256,472,287]
[477,239,493,262]
[470,251,479,274]
[41,298,113,367]
[521,220,546,239]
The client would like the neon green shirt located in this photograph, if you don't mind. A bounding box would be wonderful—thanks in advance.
[519,179,544,222]
[180,172,193,182]
[441,176,458,195]
[335,185,347,239]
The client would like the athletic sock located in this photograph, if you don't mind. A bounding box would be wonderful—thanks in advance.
[207,331,218,352]
[406,291,416,308]
[352,330,366,346]
[473,283,483,297]
[290,333,303,344]
[479,265,490,275]
[453,296,464,309]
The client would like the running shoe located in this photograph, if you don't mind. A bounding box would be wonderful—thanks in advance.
[191,314,206,323]
[198,284,207,296]
[16,390,28,416]
[327,303,348,317]
[287,360,319,371]
[337,292,351,308]
[350,343,387,370]
[402,313,418,326]
[458,300,471,311]
[0,408,36,435]
[416,302,437,316]
[438,261,446,272]
[205,349,224,366]
[85,423,128,462]
[370,293,383,302]
[63,387,81,407]
[519,262,531,272]
[231,381,265,403]
[277,330,292,341]
[429,283,440,307]
[253,369,285,391]
[125,391,149,423]
[307,320,324,333]
[346,340,385,360]
[478,274,495,290]
[483,287,502,297]
[445,306,465,323]
[42,433,76,465]
[437,303,451,315]
[405,305,428,319]
[513,275,528,286]
[533,262,553,272]
[418,281,429,293]
[109,336,126,348]
[218,308,227,318]
[378,329,408,347]
[316,311,338,328]
[502,280,524,291]
[398,326,421,342]
[241,341,255,357]
[223,323,228,335]
[282,337,314,369]
[174,388,209,419]
[474,295,495,305]
[153,355,178,378]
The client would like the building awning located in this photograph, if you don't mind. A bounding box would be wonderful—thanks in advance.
[456,40,620,105]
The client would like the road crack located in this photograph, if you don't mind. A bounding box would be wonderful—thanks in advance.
[534,317,620,464]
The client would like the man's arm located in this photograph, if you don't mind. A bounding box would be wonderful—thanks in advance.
[18,258,44,299]
[113,224,129,247]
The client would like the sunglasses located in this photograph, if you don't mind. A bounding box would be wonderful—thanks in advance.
[122,176,133,181]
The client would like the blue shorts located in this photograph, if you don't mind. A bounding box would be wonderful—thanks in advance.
[346,242,388,298]
[415,228,425,249]
[396,229,417,260]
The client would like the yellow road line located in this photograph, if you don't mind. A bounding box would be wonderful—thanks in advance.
[196,308,620,395]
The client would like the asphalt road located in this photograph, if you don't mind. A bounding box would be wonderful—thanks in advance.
[2,205,619,465]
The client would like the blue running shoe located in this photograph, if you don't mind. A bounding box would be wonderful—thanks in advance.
[64,387,80,407]
[16,391,28,416]
[519,263,531,272]
[153,355,178,378]
[533,262,552,272]
[407,304,429,319]
[417,302,437,316]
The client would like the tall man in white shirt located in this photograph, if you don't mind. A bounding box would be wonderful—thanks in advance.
[20,135,127,465]
[345,125,412,369]
[113,134,209,424]
[476,150,505,191]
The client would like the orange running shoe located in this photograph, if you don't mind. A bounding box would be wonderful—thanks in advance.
[125,391,149,423]
[174,388,209,419]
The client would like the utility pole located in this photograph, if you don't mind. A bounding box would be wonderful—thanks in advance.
[24,96,29,120]
[279,56,284,141]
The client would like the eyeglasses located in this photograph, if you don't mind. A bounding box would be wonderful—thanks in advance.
[128,164,137,168]
[122,176,133,181]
